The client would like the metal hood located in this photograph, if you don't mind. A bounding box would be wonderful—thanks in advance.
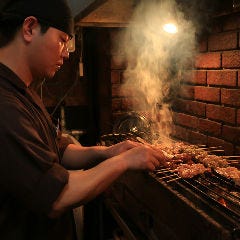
[68,0,136,27]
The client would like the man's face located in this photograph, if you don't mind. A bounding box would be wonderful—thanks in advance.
[28,25,70,79]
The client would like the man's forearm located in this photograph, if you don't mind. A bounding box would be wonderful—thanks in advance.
[61,144,109,169]
[49,156,127,218]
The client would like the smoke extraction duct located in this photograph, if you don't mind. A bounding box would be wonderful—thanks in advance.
[74,0,137,27]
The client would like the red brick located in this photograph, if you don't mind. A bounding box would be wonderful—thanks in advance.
[210,20,222,33]
[172,99,185,112]
[173,112,198,129]
[198,37,208,52]
[111,55,126,69]
[118,84,135,97]
[121,97,140,111]
[195,53,221,69]
[207,136,225,148]
[208,32,237,51]
[206,104,236,124]
[172,124,189,142]
[112,98,122,111]
[222,125,240,143]
[222,50,240,68]
[112,84,122,97]
[188,130,208,145]
[110,29,124,53]
[187,101,206,117]
[120,72,125,84]
[121,98,133,111]
[182,71,193,84]
[207,70,237,87]
[221,88,240,107]
[111,71,121,84]
[184,70,206,85]
[223,15,240,31]
[179,85,194,99]
[172,125,208,145]
[195,86,220,103]
[172,112,178,123]
[207,137,234,155]
[198,118,221,137]
[173,99,206,117]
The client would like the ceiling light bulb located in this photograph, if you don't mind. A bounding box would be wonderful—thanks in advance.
[163,23,178,34]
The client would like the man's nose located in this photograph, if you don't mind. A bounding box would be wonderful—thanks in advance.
[62,46,69,59]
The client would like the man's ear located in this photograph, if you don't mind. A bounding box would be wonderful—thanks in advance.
[22,16,39,43]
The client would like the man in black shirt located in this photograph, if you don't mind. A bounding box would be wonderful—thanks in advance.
[0,0,167,239]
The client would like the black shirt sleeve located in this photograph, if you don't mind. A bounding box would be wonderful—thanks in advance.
[0,101,69,215]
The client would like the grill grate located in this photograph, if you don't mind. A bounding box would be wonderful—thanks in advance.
[101,134,240,239]
[152,166,240,221]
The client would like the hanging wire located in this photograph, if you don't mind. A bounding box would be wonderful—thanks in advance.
[78,27,84,77]
[50,28,83,116]
[40,78,46,99]
[50,70,79,117]
[37,27,83,117]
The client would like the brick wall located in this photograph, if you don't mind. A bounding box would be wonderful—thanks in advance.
[173,12,240,155]
[110,13,240,154]
[38,13,240,149]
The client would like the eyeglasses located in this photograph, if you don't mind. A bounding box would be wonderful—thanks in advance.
[66,35,75,53]
[36,17,76,53]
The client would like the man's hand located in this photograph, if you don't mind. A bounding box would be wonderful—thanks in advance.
[113,144,169,171]
[104,140,141,158]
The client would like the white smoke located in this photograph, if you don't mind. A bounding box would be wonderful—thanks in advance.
[113,0,197,142]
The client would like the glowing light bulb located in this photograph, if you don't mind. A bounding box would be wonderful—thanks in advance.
[163,23,178,34]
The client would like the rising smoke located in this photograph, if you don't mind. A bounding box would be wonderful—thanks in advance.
[113,0,197,142]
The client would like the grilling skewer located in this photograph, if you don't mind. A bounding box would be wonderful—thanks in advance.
[155,169,173,173]
[155,173,182,182]
[158,174,179,180]
[166,177,182,183]
[105,130,240,231]
[225,156,240,159]
[147,140,240,228]
[139,138,240,186]
[153,168,183,182]
[196,144,207,147]
[200,146,222,150]
[154,168,175,173]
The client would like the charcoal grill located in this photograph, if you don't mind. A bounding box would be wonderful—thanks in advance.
[100,135,240,240]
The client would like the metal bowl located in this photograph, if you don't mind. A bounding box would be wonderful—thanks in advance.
[113,112,151,139]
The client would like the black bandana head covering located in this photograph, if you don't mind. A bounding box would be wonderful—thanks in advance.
[0,0,74,37]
